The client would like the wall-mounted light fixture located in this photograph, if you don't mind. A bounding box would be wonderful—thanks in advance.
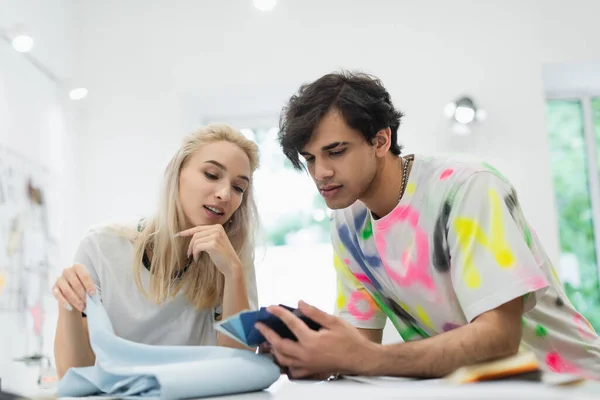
[443,96,486,135]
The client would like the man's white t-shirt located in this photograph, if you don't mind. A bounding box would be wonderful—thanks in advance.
[331,154,600,379]
[73,221,258,346]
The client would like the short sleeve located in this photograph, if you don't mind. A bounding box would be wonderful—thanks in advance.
[73,232,102,300]
[447,172,550,322]
[332,238,386,329]
[244,262,259,311]
[72,232,103,318]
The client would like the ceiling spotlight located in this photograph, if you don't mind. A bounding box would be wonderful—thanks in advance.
[253,0,276,11]
[444,96,486,135]
[12,35,34,53]
[69,88,88,100]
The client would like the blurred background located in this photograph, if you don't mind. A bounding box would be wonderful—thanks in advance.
[1,0,600,395]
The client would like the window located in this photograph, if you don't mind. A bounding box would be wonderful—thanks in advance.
[243,127,336,313]
[546,97,600,330]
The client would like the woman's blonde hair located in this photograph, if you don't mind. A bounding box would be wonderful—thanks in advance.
[127,124,260,309]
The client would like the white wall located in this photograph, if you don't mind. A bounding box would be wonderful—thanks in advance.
[73,0,600,254]
[0,0,77,394]
[72,0,600,343]
[544,61,600,96]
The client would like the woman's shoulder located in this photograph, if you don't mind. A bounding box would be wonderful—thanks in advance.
[73,219,143,274]
[79,218,143,249]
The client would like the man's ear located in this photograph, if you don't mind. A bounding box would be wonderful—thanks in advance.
[373,127,392,157]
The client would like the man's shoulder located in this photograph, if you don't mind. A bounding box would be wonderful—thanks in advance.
[414,153,513,191]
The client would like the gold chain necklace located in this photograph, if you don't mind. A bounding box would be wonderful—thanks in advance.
[398,154,414,202]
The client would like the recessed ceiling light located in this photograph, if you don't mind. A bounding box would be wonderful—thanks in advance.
[69,88,88,100]
[253,0,276,11]
[12,35,34,53]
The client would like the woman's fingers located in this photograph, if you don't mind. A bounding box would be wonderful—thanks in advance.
[74,264,97,296]
[55,276,84,311]
[52,284,73,311]
[63,268,86,302]
[53,264,96,311]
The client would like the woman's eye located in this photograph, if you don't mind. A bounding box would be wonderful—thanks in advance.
[233,186,245,194]
[204,172,218,180]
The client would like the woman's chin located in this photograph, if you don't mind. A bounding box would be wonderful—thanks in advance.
[188,213,225,227]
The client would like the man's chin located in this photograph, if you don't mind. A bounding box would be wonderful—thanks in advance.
[324,197,356,210]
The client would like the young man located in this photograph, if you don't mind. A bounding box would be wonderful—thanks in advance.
[255,71,600,380]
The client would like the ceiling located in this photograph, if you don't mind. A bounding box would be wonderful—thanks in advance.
[0,0,77,82]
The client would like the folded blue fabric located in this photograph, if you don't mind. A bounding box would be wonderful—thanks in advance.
[57,295,280,399]
[216,305,322,347]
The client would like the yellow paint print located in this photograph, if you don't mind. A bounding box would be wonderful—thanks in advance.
[415,305,434,329]
[454,188,516,288]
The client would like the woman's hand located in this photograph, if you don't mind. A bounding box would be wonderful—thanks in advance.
[52,264,97,312]
[177,224,242,278]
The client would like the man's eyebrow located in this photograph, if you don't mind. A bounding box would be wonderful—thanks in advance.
[300,141,349,156]
[321,141,348,151]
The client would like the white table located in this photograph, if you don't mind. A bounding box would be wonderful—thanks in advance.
[39,375,600,400]
[216,375,600,400]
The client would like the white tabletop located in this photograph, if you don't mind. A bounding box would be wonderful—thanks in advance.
[34,374,600,400]
[211,375,600,400]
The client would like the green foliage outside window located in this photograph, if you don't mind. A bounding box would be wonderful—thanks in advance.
[546,99,600,331]
[247,127,330,247]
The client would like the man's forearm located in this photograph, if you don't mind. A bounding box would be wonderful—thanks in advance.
[359,319,521,378]
[358,328,383,344]
[218,264,253,350]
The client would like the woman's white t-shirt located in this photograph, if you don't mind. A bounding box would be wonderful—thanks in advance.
[73,222,258,346]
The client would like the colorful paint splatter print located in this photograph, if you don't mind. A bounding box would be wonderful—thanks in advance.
[331,154,600,379]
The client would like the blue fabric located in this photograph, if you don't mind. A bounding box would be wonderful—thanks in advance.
[57,295,280,399]
[216,305,322,347]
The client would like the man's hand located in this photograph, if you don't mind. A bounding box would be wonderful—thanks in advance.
[255,300,377,379]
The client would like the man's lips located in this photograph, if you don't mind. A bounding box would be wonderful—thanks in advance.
[319,185,342,191]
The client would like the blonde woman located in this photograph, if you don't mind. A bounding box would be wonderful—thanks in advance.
[52,124,260,378]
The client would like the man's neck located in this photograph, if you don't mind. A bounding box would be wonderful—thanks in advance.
[361,155,407,219]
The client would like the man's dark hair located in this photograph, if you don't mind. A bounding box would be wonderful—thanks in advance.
[278,70,404,170]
